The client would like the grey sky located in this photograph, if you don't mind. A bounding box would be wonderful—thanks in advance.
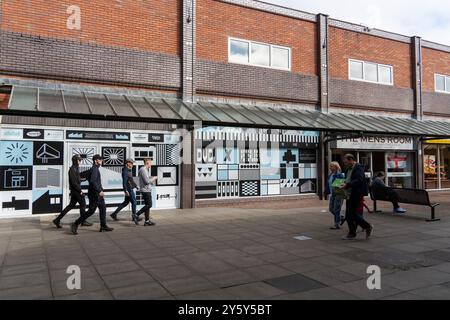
[264,0,450,45]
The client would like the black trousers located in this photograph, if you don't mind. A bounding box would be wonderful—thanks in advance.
[136,192,152,221]
[75,193,107,228]
[346,195,371,236]
[55,192,86,221]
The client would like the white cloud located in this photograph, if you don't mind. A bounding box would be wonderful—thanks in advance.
[264,0,450,45]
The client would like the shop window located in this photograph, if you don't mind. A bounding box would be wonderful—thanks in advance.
[349,59,393,85]
[229,38,291,71]
[435,74,450,94]
[424,145,438,189]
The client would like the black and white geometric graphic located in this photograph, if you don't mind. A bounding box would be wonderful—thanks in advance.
[281,179,300,188]
[195,183,217,199]
[280,179,300,195]
[240,149,259,164]
[35,168,61,188]
[156,144,166,165]
[239,181,260,197]
[239,164,260,181]
[196,164,217,182]
[2,142,32,165]
[157,166,178,186]
[217,181,239,198]
[300,179,317,193]
[34,141,63,165]
[32,191,63,214]
[0,166,33,191]
[133,145,156,164]
[71,146,97,166]
[2,196,30,211]
[102,147,126,166]
[166,144,181,165]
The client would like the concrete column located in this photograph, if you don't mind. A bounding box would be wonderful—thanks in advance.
[412,36,423,121]
[180,124,195,208]
[317,14,329,114]
[182,0,196,102]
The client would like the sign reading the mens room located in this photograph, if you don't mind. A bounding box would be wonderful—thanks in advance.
[336,136,414,150]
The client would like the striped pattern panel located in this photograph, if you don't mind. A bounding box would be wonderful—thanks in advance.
[195,129,319,143]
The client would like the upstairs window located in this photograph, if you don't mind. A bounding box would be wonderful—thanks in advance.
[349,59,393,85]
[435,74,450,94]
[229,38,291,71]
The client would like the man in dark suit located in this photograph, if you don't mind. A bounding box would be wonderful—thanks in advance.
[341,154,373,240]
[53,155,92,228]
[71,154,114,234]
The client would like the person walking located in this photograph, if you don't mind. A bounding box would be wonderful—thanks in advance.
[340,154,373,240]
[71,154,114,234]
[110,158,139,221]
[134,158,157,226]
[53,155,92,228]
[371,172,407,214]
[325,161,345,230]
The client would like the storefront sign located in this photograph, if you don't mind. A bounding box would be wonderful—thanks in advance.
[149,134,164,143]
[66,130,130,141]
[131,133,149,143]
[23,129,44,140]
[45,130,64,141]
[0,128,23,140]
[336,136,414,150]
[425,139,450,145]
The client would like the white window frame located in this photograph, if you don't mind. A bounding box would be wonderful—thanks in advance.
[435,74,450,94]
[228,37,291,71]
[348,59,394,86]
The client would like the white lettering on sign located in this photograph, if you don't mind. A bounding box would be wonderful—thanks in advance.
[336,136,414,150]
[66,5,81,30]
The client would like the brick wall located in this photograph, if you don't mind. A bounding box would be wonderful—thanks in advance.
[422,48,450,92]
[329,27,413,89]
[422,48,450,116]
[197,0,317,75]
[0,31,181,90]
[0,0,181,55]
[197,60,319,103]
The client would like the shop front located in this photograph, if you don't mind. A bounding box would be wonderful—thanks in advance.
[194,126,320,202]
[0,124,183,218]
[424,139,450,190]
[330,136,417,188]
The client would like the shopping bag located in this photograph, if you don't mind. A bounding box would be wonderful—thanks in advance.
[332,178,349,199]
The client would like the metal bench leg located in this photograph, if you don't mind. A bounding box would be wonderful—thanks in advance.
[373,200,382,213]
[426,207,441,222]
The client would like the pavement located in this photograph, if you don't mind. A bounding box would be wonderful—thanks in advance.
[1,192,450,300]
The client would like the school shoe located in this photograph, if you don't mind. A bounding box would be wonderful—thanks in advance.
[99,226,114,232]
[144,220,156,226]
[366,225,374,240]
[342,234,356,240]
[71,223,79,235]
[110,213,119,221]
[53,219,62,229]
[81,221,93,227]
[394,208,407,214]
[330,226,340,230]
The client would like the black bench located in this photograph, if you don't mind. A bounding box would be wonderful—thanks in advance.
[369,186,440,222]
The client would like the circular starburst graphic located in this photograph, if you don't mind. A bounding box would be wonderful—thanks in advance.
[72,147,96,166]
[5,142,30,164]
[102,147,125,166]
